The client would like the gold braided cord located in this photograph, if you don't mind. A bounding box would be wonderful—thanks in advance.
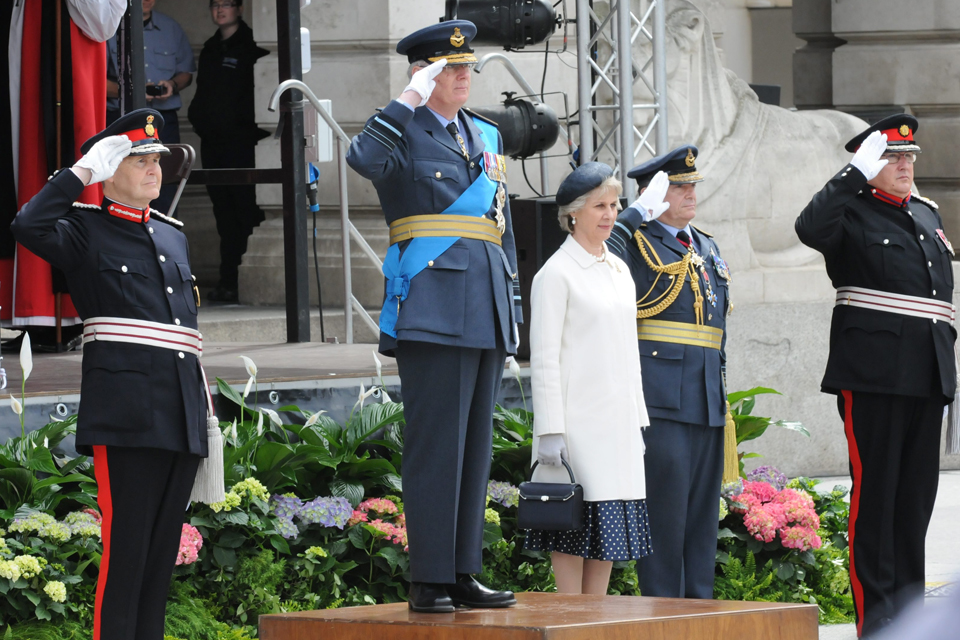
[633,230,704,326]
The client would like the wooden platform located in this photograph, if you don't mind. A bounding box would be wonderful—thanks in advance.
[259,592,818,640]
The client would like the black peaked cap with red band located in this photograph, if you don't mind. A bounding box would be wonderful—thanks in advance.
[845,113,920,154]
[80,108,170,156]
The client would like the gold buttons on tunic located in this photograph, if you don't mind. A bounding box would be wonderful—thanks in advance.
[652,351,658,356]
[428,260,434,267]
[435,171,442,178]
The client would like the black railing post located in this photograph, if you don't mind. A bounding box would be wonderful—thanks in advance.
[276,0,310,342]
[117,0,146,114]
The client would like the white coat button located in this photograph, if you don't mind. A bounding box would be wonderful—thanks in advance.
[929,261,933,267]
[920,234,925,240]
[159,255,166,263]
[167,286,173,294]
[174,318,181,325]
[178,352,185,359]
[933,290,937,295]
[148,227,154,234]
[934,319,938,324]
[540,496,549,502]
[883,239,889,245]
[121,265,128,272]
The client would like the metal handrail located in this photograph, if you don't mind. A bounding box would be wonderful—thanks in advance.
[268,79,380,343]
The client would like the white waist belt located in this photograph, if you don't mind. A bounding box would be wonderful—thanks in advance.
[835,286,956,326]
[82,316,203,358]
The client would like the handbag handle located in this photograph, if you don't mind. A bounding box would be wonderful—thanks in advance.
[527,460,578,484]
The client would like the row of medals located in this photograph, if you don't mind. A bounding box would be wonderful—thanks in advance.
[690,250,719,308]
[453,130,506,234]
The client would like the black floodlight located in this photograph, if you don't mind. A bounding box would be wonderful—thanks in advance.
[444,0,558,49]
[470,94,560,159]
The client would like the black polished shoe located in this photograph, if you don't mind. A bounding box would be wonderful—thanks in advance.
[447,574,516,608]
[207,285,239,304]
[408,582,455,613]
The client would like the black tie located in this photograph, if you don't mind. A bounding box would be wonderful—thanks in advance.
[446,122,469,159]
[676,230,692,250]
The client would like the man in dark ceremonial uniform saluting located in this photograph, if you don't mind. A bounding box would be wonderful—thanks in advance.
[346,20,521,613]
[796,115,956,638]
[12,109,218,640]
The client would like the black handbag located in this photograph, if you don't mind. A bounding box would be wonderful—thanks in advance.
[517,460,584,531]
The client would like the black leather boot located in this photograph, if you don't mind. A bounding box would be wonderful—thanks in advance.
[446,574,516,608]
[408,582,455,613]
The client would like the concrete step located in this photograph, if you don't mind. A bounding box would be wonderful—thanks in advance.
[198,302,380,344]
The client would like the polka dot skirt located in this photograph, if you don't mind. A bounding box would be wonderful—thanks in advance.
[523,499,653,561]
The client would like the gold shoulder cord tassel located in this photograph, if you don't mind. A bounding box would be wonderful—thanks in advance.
[722,400,739,484]
[632,231,704,327]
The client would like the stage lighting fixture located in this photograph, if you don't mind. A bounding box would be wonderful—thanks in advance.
[470,94,560,159]
[444,0,558,49]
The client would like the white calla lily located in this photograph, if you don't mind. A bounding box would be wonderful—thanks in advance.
[358,384,378,411]
[507,356,521,379]
[262,408,282,427]
[228,419,238,444]
[10,395,22,416]
[256,411,264,436]
[43,437,48,449]
[19,332,32,383]
[381,389,392,403]
[304,410,326,427]
[372,350,382,379]
[243,376,254,399]
[239,355,258,378]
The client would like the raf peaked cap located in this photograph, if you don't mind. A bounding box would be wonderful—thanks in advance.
[80,108,170,156]
[628,145,704,186]
[397,20,478,64]
[845,113,920,153]
[555,162,615,206]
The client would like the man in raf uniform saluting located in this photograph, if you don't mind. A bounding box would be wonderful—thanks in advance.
[796,115,955,638]
[346,21,521,612]
[606,146,732,600]
[12,109,219,640]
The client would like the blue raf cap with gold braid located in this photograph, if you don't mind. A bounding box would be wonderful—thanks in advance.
[397,20,478,65]
[627,145,704,188]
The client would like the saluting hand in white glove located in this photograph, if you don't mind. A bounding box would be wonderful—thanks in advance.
[536,433,568,467]
[850,131,889,181]
[73,135,132,185]
[630,170,671,222]
[401,59,447,108]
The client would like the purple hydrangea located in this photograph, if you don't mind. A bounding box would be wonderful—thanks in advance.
[721,479,744,498]
[275,517,299,540]
[746,465,787,491]
[271,494,304,520]
[487,481,520,508]
[299,496,353,529]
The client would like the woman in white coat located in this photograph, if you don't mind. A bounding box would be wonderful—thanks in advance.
[524,162,651,595]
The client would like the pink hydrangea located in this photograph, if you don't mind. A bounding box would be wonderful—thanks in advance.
[347,510,369,526]
[358,498,398,515]
[176,524,203,565]
[730,480,822,551]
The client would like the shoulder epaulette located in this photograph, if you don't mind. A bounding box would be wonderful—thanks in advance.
[692,224,713,238]
[463,107,498,127]
[915,194,939,210]
[72,202,101,211]
[150,209,184,228]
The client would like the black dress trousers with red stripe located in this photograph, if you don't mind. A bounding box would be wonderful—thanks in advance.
[796,164,956,638]
[11,169,208,640]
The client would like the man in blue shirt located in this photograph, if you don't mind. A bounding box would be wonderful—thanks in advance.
[106,0,194,214]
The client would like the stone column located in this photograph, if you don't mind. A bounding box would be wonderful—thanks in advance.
[830,0,960,239]
[791,0,843,110]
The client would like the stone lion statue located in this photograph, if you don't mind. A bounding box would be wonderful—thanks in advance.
[611,0,868,271]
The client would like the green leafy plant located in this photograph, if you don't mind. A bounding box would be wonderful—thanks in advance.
[728,387,809,474]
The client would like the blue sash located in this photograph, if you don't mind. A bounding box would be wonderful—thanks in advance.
[379,117,500,338]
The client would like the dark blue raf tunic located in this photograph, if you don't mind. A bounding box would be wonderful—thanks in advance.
[11,168,205,640]
[347,100,521,584]
[607,209,729,599]
[796,163,956,636]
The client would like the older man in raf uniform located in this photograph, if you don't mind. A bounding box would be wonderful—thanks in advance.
[606,146,731,600]
[12,109,214,640]
[796,115,955,638]
[346,21,521,613]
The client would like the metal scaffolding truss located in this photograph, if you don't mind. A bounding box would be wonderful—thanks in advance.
[576,0,668,200]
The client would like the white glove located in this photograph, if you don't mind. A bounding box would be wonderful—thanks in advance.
[630,170,670,222]
[850,131,889,181]
[74,135,132,185]
[537,434,567,467]
[402,59,447,107]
